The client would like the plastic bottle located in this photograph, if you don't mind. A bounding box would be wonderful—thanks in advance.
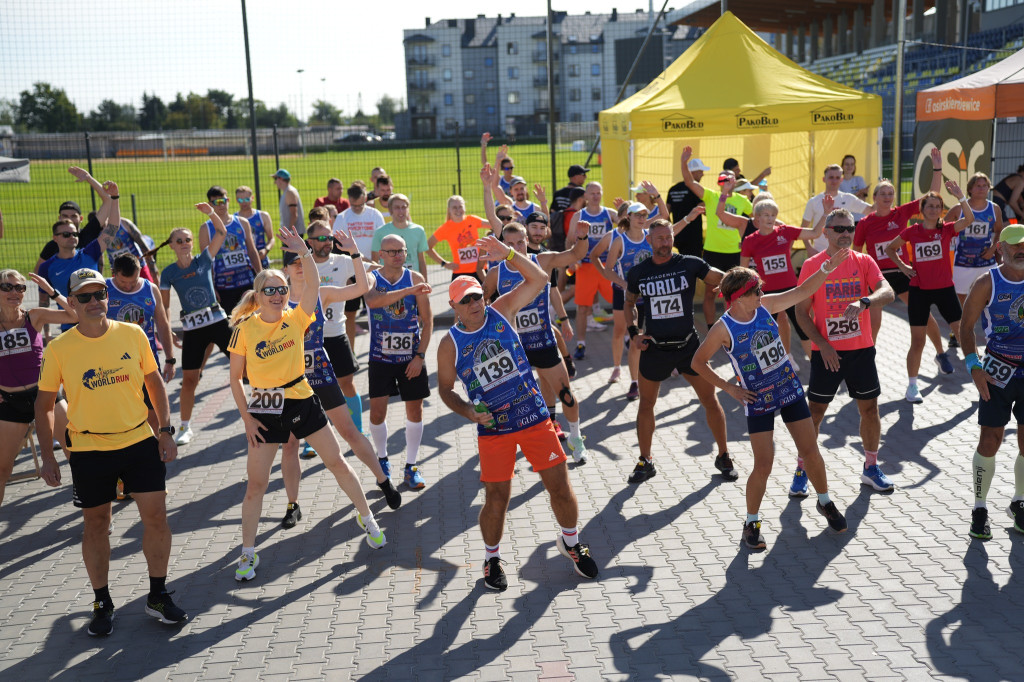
[758,179,768,192]
[473,398,496,428]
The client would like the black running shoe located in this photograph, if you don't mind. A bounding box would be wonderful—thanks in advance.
[564,356,577,379]
[715,453,740,481]
[88,601,114,636]
[816,500,848,532]
[948,332,959,350]
[483,557,507,591]
[743,521,766,549]
[1009,500,1024,534]
[379,479,402,510]
[281,502,302,529]
[971,507,992,539]
[556,536,599,578]
[145,590,189,625]
[627,458,656,484]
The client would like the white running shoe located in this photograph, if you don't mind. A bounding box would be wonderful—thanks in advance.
[235,552,259,581]
[176,425,195,445]
[357,513,387,549]
[567,436,588,464]
[905,384,923,404]
[586,319,606,331]
[608,367,621,384]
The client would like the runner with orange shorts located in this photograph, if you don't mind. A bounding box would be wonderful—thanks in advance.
[567,182,616,360]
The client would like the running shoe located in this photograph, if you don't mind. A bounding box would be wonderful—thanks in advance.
[356,512,387,549]
[567,435,588,465]
[552,419,568,442]
[743,520,766,550]
[626,381,639,401]
[88,601,114,636]
[789,467,809,498]
[378,479,402,510]
[144,591,189,625]
[483,557,507,591]
[281,502,302,529]
[379,456,391,479]
[573,343,586,360]
[1007,500,1024,534]
[935,352,954,375]
[861,464,894,492]
[404,464,426,490]
[235,552,259,581]
[608,367,621,383]
[299,441,317,459]
[586,319,606,331]
[948,332,960,351]
[970,507,992,540]
[905,383,923,404]
[175,425,194,445]
[564,356,577,378]
[627,457,656,484]
[714,453,740,481]
[556,535,599,578]
[816,500,848,532]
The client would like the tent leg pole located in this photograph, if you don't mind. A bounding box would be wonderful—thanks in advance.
[893,0,907,199]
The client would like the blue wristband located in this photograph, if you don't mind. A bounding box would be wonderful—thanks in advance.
[965,352,982,371]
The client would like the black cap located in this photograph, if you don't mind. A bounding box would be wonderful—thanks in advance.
[723,158,739,171]
[59,200,81,214]
[568,164,589,178]
[283,251,300,266]
[525,211,548,225]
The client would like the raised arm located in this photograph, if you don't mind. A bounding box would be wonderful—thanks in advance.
[799,194,834,242]
[533,184,549,216]
[480,132,492,166]
[538,227,591,271]
[716,180,748,231]
[25,272,77,327]
[763,249,850,314]
[96,181,121,250]
[481,236,548,319]
[197,203,227,257]
[671,205,705,236]
[640,181,668,221]
[480,164,503,232]
[680,146,705,199]
[239,217,263,274]
[279,227,318,315]
[946,180,975,231]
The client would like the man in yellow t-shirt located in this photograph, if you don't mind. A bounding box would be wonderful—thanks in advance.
[36,268,185,637]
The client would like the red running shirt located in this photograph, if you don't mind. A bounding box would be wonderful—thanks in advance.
[853,200,920,270]
[799,250,884,351]
[899,222,958,290]
[740,225,803,291]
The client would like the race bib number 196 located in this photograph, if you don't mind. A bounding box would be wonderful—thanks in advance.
[755,337,788,373]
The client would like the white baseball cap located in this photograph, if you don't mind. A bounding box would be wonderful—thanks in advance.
[688,158,711,172]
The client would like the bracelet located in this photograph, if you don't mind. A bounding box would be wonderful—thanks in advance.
[350,252,361,260]
[959,197,969,204]
[165,358,177,365]
[557,316,568,323]
[820,262,833,274]
[932,169,942,172]
[965,353,983,371]
[440,259,447,266]
[110,195,120,200]
[505,249,516,261]
[651,194,660,199]
[628,325,641,339]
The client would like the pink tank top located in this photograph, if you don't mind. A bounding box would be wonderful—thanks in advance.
[0,313,44,387]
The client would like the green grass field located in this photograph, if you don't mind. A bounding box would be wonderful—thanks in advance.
[0,143,602,274]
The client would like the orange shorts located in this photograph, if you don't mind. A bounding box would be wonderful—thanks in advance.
[478,419,566,482]
[574,262,613,307]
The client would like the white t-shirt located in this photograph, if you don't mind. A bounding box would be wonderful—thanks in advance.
[333,206,385,259]
[803,191,872,251]
[314,254,356,338]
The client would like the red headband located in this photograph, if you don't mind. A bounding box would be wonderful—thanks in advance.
[726,278,760,307]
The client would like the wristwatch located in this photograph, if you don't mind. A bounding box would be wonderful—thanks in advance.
[415,352,426,359]
[165,358,177,365]
[859,297,871,309]
[159,426,176,436]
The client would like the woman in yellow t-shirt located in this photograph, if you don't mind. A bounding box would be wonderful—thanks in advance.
[226,227,385,583]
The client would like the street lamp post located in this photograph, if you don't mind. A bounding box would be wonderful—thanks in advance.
[297,68,305,125]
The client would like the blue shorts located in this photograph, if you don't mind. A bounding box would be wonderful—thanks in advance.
[746,396,811,434]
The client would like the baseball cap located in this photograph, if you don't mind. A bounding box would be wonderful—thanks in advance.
[734,180,756,193]
[68,268,106,293]
[1000,225,1024,244]
[283,251,301,266]
[688,158,711,172]
[629,185,649,194]
[449,275,484,302]
[510,175,527,187]
[271,169,291,180]
[568,187,586,202]
[627,202,649,215]
[59,200,81,214]
[525,211,548,225]
[568,164,589,178]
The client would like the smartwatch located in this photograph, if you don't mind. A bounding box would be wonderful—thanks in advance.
[165,358,177,365]
[859,297,871,309]
[159,426,176,436]
[415,352,426,359]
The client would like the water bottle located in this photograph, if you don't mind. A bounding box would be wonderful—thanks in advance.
[473,398,496,429]
[758,179,768,192]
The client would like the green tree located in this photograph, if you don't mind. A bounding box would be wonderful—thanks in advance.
[0,99,16,127]
[309,99,341,126]
[376,95,402,126]
[87,99,138,131]
[138,92,167,130]
[239,100,298,128]
[164,92,223,129]
[206,89,238,128]
[16,82,81,132]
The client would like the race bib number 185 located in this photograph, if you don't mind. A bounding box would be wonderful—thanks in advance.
[0,327,30,356]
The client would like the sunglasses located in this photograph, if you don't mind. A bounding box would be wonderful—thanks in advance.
[0,283,28,293]
[497,214,513,222]
[236,197,252,204]
[458,292,484,305]
[502,166,514,171]
[211,198,230,206]
[829,225,856,233]
[74,290,108,303]
[306,235,333,243]
[260,285,289,296]
[174,237,193,244]
[381,249,407,256]
[57,231,79,238]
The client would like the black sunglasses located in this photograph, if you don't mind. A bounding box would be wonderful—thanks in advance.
[458,292,484,305]
[306,235,333,243]
[0,283,28,293]
[57,231,79,238]
[829,225,856,233]
[497,214,513,222]
[260,285,289,296]
[74,290,108,303]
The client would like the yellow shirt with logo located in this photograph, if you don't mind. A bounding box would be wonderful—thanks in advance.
[38,321,158,451]
[228,305,314,399]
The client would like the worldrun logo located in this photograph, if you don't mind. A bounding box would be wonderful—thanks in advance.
[255,337,296,359]
[81,366,130,390]
[735,108,779,130]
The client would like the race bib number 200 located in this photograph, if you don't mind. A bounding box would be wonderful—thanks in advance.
[247,387,284,414]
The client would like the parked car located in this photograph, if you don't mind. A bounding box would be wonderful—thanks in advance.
[334,132,380,144]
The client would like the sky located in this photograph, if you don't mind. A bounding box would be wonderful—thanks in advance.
[0,0,661,120]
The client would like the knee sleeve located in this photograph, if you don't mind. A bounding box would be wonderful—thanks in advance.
[558,386,576,408]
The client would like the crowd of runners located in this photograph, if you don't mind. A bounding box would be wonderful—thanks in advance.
[2,134,1023,636]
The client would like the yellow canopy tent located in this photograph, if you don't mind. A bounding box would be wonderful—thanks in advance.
[599,12,883,226]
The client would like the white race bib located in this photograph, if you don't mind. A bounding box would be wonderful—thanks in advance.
[874,242,890,261]
[983,353,1015,389]
[964,221,989,238]
[515,308,544,334]
[303,351,316,375]
[587,222,606,238]
[760,254,789,275]
[247,387,285,415]
[108,246,132,261]
[218,250,248,269]
[649,294,684,320]
[0,327,31,357]
[473,349,519,392]
[381,332,414,355]
[913,240,943,263]
[181,306,216,331]
[825,316,861,341]
[457,246,479,265]
[754,337,788,373]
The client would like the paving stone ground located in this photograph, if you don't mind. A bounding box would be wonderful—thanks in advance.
[2,280,1023,681]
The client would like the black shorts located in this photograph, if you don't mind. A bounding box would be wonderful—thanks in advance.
[323,334,358,378]
[526,345,562,369]
[250,394,330,444]
[639,335,700,382]
[882,269,910,296]
[312,380,345,411]
[0,387,39,424]
[978,377,1024,427]
[907,285,962,327]
[765,288,809,341]
[182,319,232,371]
[746,396,812,434]
[344,276,364,313]
[217,286,250,318]
[69,437,166,508]
[368,360,430,401]
[807,347,881,404]
[613,285,624,311]
[702,250,741,274]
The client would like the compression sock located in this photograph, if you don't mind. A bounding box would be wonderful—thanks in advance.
[369,421,388,459]
[405,420,423,466]
[973,450,996,508]
[864,450,878,468]
[344,395,363,433]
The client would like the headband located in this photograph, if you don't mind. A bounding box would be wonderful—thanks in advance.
[725,278,760,307]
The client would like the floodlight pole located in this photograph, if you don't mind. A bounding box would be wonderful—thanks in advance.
[241,0,261,209]
[547,0,557,193]
[893,0,907,196]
